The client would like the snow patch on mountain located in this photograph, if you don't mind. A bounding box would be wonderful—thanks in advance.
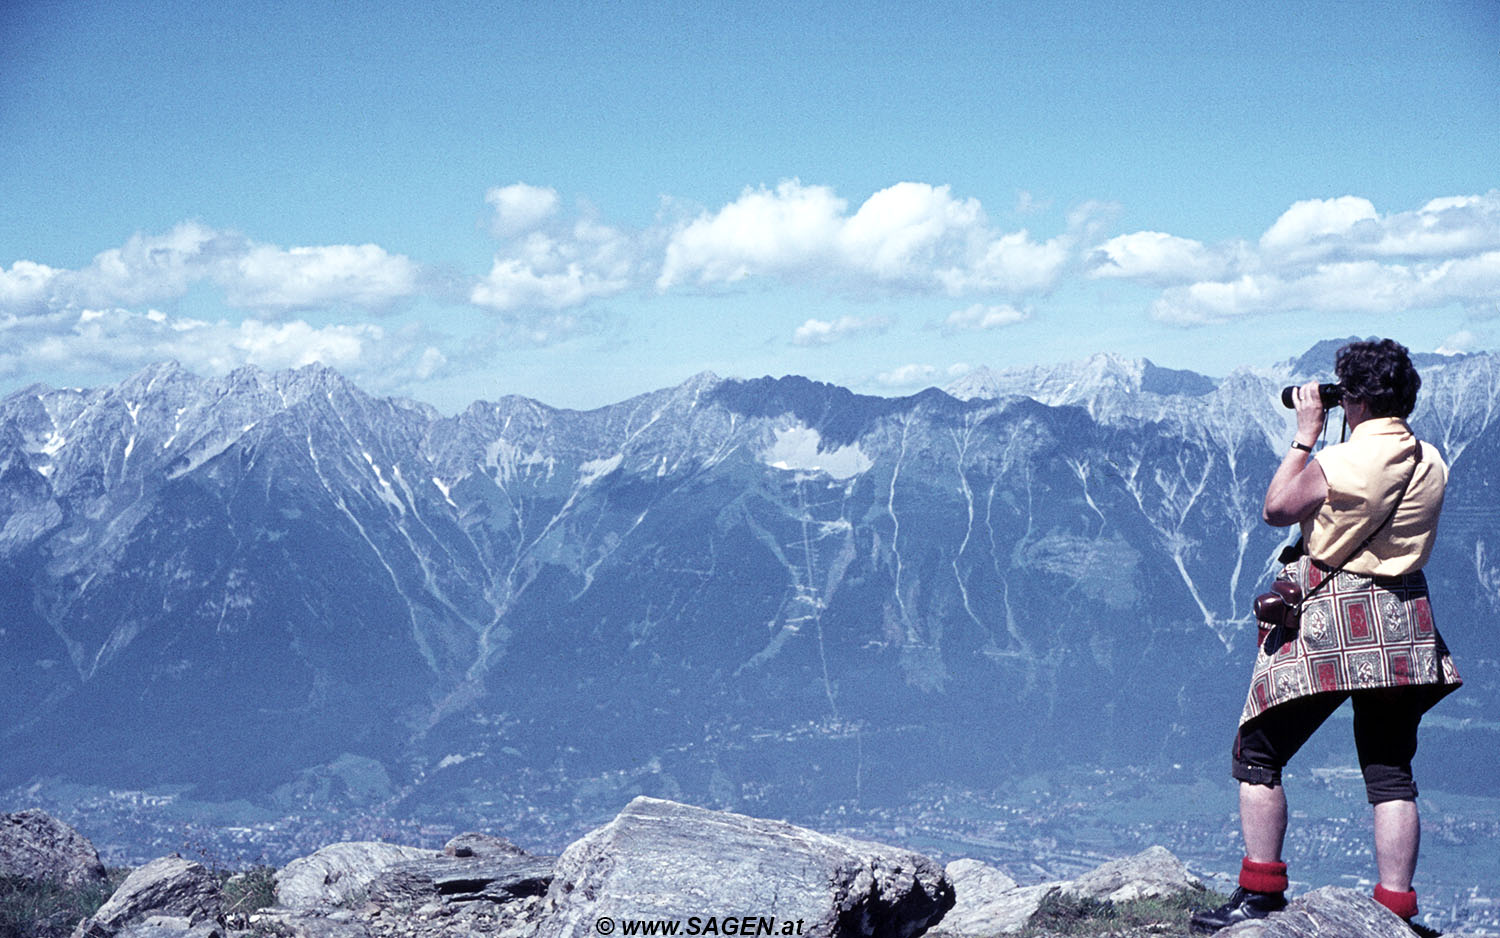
[363,451,406,514]
[432,477,458,508]
[485,438,555,483]
[579,454,624,485]
[763,425,873,479]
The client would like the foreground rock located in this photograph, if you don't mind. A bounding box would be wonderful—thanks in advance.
[930,845,1202,936]
[1219,885,1438,937]
[251,837,550,938]
[443,831,528,858]
[274,841,439,910]
[72,856,222,938]
[0,809,108,886]
[20,793,1469,938]
[929,860,1048,938]
[536,796,954,938]
[370,852,554,905]
[1062,845,1201,903]
[361,854,554,938]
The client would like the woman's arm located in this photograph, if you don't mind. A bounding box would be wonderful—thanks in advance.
[1263,380,1331,526]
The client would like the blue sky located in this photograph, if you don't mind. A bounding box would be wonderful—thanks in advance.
[3,0,1497,412]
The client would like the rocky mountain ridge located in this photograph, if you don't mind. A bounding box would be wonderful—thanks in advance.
[1,346,1497,842]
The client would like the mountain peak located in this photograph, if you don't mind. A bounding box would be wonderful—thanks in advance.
[1140,360,1217,396]
[123,360,194,388]
[658,370,724,407]
[681,370,722,389]
[943,366,1009,402]
[1283,336,1371,380]
[943,354,1148,404]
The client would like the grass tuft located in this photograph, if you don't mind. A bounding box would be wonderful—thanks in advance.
[0,869,129,938]
[1015,885,1229,937]
[222,865,279,922]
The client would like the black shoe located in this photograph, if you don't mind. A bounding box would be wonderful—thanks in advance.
[1406,922,1441,938]
[1190,887,1288,933]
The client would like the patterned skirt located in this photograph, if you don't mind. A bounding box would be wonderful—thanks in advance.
[1240,557,1462,726]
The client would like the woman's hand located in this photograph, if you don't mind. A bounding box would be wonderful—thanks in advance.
[1291,379,1328,447]
[1264,380,1331,526]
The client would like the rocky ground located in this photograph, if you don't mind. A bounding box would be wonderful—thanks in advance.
[1,800,1466,938]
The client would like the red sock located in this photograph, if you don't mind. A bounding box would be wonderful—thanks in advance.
[1374,884,1419,920]
[1239,857,1289,894]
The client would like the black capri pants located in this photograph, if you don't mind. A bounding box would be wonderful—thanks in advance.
[1232,687,1445,803]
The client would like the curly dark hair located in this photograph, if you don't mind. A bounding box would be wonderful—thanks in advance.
[1335,338,1421,419]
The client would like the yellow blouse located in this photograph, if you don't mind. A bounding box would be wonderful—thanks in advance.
[1303,417,1447,576]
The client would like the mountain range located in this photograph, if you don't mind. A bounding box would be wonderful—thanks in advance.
[2,341,1496,836]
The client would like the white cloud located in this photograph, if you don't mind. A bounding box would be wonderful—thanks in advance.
[0,181,1086,329]
[0,222,422,318]
[792,315,890,346]
[1436,330,1484,355]
[472,199,637,312]
[942,303,1030,332]
[471,257,629,311]
[225,243,419,312]
[0,307,446,390]
[486,183,561,237]
[16,187,1494,360]
[933,230,1071,295]
[1151,251,1500,324]
[1150,275,1270,323]
[1254,193,1500,267]
[1076,192,1500,324]
[875,363,939,387]
[1086,231,1241,284]
[1377,194,1500,258]
[230,319,373,371]
[657,180,846,288]
[63,221,233,309]
[471,220,634,311]
[1259,196,1380,260]
[0,260,59,315]
[837,182,983,282]
[657,179,1071,296]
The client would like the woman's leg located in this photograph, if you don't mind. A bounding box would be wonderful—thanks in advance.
[1239,781,1288,863]
[1232,692,1348,863]
[1352,688,1432,897]
[1373,798,1420,892]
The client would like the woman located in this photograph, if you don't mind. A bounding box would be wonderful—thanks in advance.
[1191,339,1462,936]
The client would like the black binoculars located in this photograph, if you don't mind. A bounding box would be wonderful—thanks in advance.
[1280,383,1343,410]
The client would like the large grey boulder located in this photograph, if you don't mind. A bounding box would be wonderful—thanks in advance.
[930,846,1204,937]
[1061,844,1201,903]
[0,809,108,886]
[274,841,438,910]
[927,859,1046,938]
[942,859,1016,898]
[1219,885,1435,937]
[535,797,954,938]
[73,856,222,938]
